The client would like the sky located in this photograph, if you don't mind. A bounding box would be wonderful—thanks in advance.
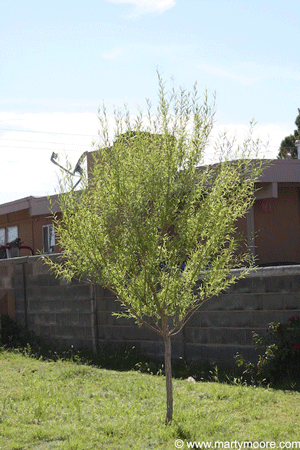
[1,0,300,204]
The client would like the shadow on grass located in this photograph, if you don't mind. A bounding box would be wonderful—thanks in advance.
[1,315,300,391]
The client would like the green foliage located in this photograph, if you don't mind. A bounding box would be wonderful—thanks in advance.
[235,315,300,387]
[47,74,265,339]
[46,73,266,423]
[278,108,300,159]
[0,316,22,346]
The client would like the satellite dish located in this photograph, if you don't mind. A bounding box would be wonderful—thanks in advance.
[50,151,88,189]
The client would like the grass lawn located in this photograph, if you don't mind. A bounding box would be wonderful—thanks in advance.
[0,349,300,450]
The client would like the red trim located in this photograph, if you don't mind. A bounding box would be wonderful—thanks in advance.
[19,245,34,255]
[0,245,34,255]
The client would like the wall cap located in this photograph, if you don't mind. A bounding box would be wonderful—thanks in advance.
[1,253,300,278]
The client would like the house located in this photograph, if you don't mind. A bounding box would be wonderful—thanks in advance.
[88,148,300,267]
[0,194,61,257]
[245,159,300,266]
[1,154,300,363]
[1,154,300,265]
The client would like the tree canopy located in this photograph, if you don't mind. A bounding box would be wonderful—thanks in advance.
[278,108,300,159]
[47,74,266,424]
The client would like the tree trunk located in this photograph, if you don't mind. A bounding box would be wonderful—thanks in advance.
[164,333,173,425]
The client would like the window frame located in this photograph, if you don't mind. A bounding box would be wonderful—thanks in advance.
[42,224,55,254]
[0,226,19,258]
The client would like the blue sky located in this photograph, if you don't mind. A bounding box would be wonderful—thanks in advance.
[1,0,300,204]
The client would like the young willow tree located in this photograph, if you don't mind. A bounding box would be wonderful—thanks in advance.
[47,75,265,424]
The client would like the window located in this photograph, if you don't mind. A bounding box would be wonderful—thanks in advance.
[0,226,19,258]
[0,228,6,258]
[43,225,55,254]
[7,226,18,243]
[0,226,18,245]
[0,228,5,246]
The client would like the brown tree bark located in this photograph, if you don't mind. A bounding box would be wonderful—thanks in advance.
[164,332,173,425]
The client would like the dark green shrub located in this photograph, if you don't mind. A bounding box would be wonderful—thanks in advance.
[235,315,300,387]
[0,315,22,346]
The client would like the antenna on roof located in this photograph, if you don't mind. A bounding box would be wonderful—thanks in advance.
[50,151,88,189]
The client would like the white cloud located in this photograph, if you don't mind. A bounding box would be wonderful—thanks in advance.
[0,112,99,204]
[102,47,124,60]
[106,0,176,16]
[0,110,289,205]
[206,122,289,163]
[197,63,260,86]
[101,42,187,60]
[232,61,300,82]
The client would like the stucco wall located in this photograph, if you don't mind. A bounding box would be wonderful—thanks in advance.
[255,185,300,265]
[0,209,62,255]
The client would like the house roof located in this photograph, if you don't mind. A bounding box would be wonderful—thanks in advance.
[258,159,300,183]
[0,194,61,217]
[1,159,300,216]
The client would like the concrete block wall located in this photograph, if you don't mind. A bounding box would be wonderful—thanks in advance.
[0,259,16,317]
[186,267,300,364]
[0,255,93,350]
[94,284,184,360]
[1,255,300,366]
[93,267,300,365]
